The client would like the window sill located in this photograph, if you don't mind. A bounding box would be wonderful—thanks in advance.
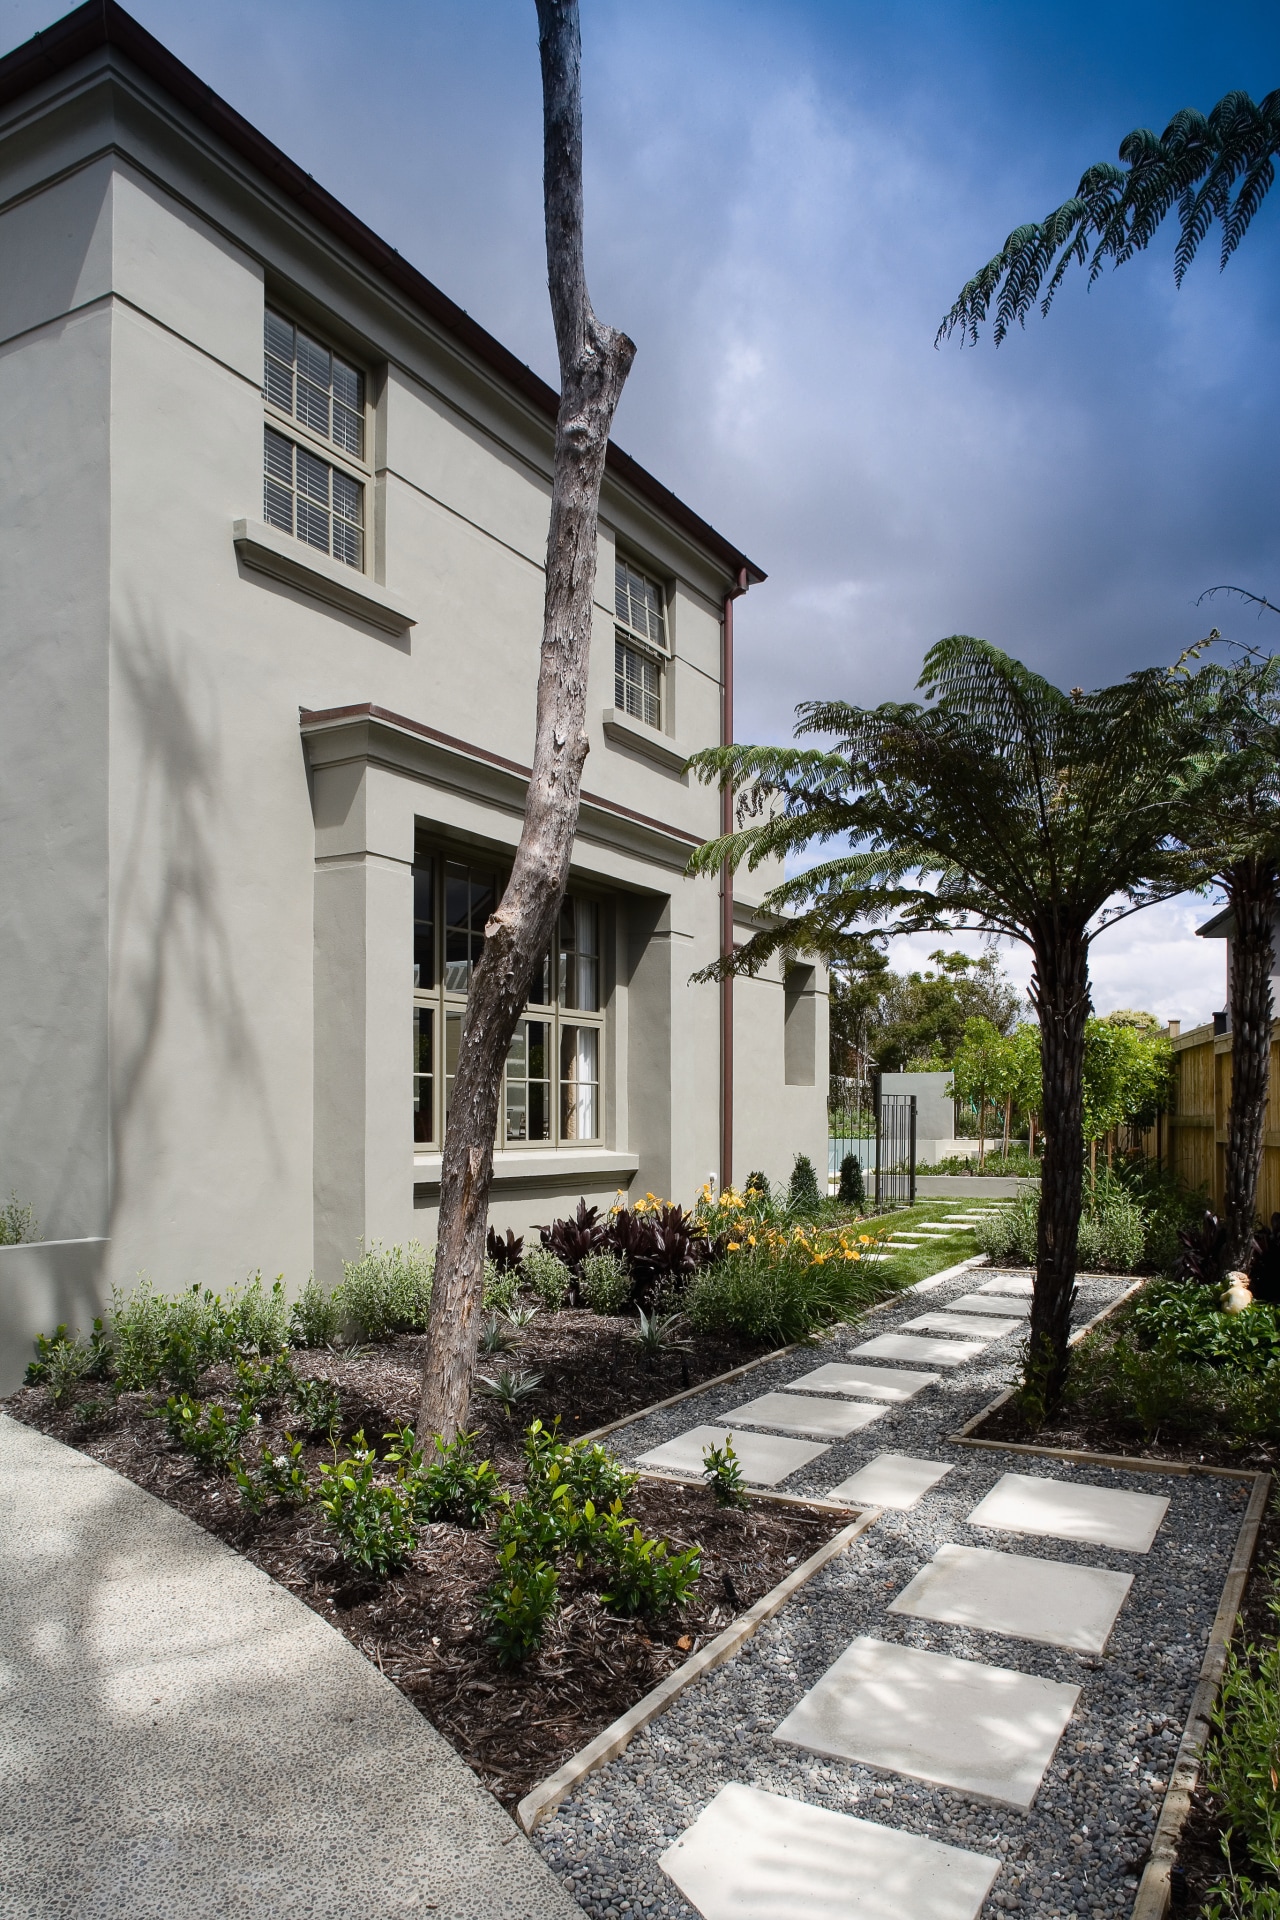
[412,1147,639,1192]
[601,707,689,774]
[232,519,416,635]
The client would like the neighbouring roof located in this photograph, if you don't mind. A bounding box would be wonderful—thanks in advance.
[1196,906,1233,940]
[0,0,766,589]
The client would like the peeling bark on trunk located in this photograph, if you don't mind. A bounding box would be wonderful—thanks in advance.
[417,0,635,1440]
[1028,923,1090,1410]
[1222,859,1278,1272]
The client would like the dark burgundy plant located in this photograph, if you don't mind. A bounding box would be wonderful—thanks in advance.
[606,1204,722,1309]
[485,1226,525,1275]
[1249,1213,1280,1304]
[1173,1211,1230,1288]
[538,1199,609,1287]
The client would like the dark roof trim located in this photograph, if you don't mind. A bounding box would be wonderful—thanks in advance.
[0,2,764,587]
[298,702,704,849]
[1196,906,1233,940]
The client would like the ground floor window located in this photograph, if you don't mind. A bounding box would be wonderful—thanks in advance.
[411,830,606,1148]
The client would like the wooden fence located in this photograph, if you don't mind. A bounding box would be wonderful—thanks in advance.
[1138,1019,1280,1221]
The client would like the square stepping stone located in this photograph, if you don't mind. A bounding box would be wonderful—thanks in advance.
[889,1541,1132,1652]
[721,1391,889,1440]
[978,1274,1034,1295]
[827,1453,954,1509]
[659,1780,1000,1920]
[636,1424,829,1486]
[946,1292,1031,1318]
[903,1311,1021,1339]
[786,1361,942,1402]
[774,1635,1079,1808]
[967,1472,1170,1554]
[853,1332,989,1367]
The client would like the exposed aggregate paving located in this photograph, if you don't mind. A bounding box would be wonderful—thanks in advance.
[531,1266,1249,1920]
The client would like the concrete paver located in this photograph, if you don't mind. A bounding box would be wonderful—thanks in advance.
[976,1274,1033,1296]
[659,1782,1000,1920]
[902,1311,1022,1340]
[888,1541,1133,1653]
[785,1362,941,1402]
[825,1454,953,1510]
[773,1636,1080,1808]
[944,1293,1031,1319]
[853,1332,990,1367]
[0,1413,583,1920]
[636,1424,830,1485]
[720,1391,889,1441]
[967,1471,1170,1554]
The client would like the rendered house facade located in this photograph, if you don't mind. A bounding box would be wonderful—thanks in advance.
[0,4,829,1302]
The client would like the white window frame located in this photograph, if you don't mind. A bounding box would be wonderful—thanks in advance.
[262,306,371,574]
[614,554,669,731]
[411,836,607,1150]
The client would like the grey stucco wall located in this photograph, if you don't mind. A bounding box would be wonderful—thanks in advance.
[0,51,829,1300]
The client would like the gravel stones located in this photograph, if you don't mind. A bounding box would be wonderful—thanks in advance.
[530,1269,1248,1920]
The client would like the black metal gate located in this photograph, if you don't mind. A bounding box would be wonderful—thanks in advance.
[874,1087,917,1206]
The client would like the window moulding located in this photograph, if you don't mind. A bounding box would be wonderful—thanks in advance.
[412,1147,639,1192]
[232,519,415,635]
[601,707,689,775]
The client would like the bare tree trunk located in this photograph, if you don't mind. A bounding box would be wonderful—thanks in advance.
[977,1099,985,1172]
[1002,1094,1012,1160]
[1027,922,1089,1414]
[417,0,635,1440]
[1222,859,1278,1270]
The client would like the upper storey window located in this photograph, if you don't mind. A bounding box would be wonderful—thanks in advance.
[262,309,368,571]
[614,557,668,731]
[264,311,365,457]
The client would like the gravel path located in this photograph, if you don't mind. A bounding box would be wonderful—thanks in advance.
[530,1267,1249,1920]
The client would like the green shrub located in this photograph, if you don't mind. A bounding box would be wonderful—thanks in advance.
[1132,1284,1280,1373]
[481,1258,520,1314]
[702,1436,748,1508]
[837,1154,865,1208]
[595,1510,701,1616]
[786,1153,822,1216]
[523,1245,571,1309]
[287,1372,342,1440]
[579,1251,633,1315]
[1076,1186,1146,1272]
[24,1324,92,1404]
[523,1418,637,1511]
[334,1241,434,1341]
[482,1545,559,1665]
[230,1273,291,1354]
[1202,1564,1280,1910]
[387,1426,500,1529]
[289,1277,341,1349]
[683,1239,891,1346]
[162,1393,251,1469]
[0,1193,38,1245]
[476,1364,543,1416]
[233,1438,311,1512]
[1064,1316,1280,1443]
[974,1189,1037,1264]
[316,1431,417,1575]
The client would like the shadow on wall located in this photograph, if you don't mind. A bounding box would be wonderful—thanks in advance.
[105,604,285,1259]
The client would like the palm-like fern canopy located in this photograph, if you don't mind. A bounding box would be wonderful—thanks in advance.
[938,89,1280,346]
[687,635,1205,976]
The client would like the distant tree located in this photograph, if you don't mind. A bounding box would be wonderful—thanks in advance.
[688,636,1205,1409]
[831,947,1020,1079]
[950,1018,1013,1170]
[938,89,1280,348]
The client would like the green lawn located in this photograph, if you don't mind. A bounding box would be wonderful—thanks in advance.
[858,1196,1008,1289]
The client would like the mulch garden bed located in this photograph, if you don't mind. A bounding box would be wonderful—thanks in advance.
[1171,1493,1279,1914]
[970,1394,1278,1475]
[5,1307,843,1808]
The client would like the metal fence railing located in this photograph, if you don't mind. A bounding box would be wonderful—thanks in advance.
[828,1082,917,1204]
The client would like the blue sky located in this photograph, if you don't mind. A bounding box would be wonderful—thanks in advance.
[5,0,1277,1022]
